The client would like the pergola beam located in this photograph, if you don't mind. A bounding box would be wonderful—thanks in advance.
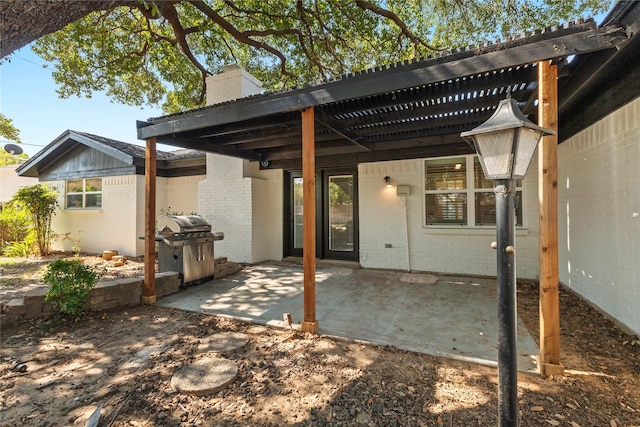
[315,111,372,151]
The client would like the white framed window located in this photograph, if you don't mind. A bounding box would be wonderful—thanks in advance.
[424,155,523,227]
[66,178,102,209]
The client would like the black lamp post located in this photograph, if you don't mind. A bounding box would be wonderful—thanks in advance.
[461,95,555,426]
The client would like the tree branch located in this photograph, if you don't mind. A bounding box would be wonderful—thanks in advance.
[295,1,332,76]
[188,0,296,81]
[0,0,138,58]
[354,0,440,51]
[156,1,210,104]
[222,1,291,21]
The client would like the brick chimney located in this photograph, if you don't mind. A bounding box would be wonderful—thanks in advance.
[205,64,262,106]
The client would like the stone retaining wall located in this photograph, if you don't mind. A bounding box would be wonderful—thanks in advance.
[1,261,241,326]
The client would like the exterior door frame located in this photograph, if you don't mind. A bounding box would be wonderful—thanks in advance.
[284,168,358,261]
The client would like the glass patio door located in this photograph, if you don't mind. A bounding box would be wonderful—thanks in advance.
[285,169,358,261]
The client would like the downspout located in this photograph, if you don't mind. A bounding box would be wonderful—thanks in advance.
[402,195,411,272]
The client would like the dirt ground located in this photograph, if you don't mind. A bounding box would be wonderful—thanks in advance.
[1,255,639,426]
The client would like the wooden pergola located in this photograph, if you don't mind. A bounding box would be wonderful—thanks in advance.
[137,16,635,376]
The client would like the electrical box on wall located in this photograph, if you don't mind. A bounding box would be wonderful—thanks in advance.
[396,185,411,196]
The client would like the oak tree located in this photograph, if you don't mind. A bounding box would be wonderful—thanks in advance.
[1,0,612,113]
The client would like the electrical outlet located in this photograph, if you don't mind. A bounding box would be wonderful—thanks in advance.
[384,243,392,248]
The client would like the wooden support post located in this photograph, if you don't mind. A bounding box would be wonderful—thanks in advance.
[143,137,157,305]
[300,107,318,333]
[537,61,563,376]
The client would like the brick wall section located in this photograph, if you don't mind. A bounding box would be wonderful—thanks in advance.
[199,154,253,262]
[558,96,640,335]
[200,65,283,264]
[1,261,241,326]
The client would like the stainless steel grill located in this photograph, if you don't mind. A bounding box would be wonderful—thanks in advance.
[157,215,224,286]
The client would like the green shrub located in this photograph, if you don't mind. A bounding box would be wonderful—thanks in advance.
[0,202,30,247]
[44,259,102,318]
[11,184,59,256]
[3,239,34,257]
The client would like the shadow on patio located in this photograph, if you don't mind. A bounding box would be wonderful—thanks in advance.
[157,262,539,372]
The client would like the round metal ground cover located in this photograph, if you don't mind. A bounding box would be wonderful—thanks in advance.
[197,332,249,353]
[171,357,238,396]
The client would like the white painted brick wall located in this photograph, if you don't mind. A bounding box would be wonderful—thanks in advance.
[358,157,540,278]
[134,175,146,256]
[199,154,250,262]
[48,174,202,257]
[198,154,282,263]
[558,96,640,335]
[51,175,139,256]
[200,65,282,264]
[205,64,262,105]
[166,175,204,215]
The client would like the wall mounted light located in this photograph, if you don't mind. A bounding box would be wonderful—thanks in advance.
[384,176,392,188]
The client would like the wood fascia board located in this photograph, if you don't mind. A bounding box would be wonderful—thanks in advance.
[39,166,138,181]
[156,165,206,177]
[15,130,76,176]
[138,23,624,141]
[262,132,464,161]
[184,111,300,139]
[560,27,639,113]
[162,156,206,170]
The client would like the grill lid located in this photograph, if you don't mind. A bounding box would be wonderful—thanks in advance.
[168,215,211,233]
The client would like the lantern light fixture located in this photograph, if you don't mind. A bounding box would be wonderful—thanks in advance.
[461,95,555,180]
[460,95,555,427]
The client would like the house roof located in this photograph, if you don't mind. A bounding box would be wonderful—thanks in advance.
[137,1,639,170]
[16,130,205,178]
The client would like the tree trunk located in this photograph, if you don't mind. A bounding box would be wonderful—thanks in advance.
[0,0,133,58]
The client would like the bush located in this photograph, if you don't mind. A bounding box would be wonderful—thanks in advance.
[3,238,34,257]
[11,184,59,256]
[0,202,30,247]
[44,259,102,318]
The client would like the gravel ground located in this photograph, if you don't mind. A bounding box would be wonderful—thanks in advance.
[0,255,639,426]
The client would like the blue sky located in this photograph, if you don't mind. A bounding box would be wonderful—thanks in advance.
[1,47,164,157]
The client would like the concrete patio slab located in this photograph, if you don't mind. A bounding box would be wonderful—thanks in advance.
[158,263,539,372]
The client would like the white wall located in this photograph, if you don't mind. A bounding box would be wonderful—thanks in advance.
[558,96,640,335]
[0,165,38,203]
[198,154,282,263]
[49,174,203,257]
[51,175,139,256]
[140,174,205,255]
[358,156,541,278]
[249,166,283,262]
